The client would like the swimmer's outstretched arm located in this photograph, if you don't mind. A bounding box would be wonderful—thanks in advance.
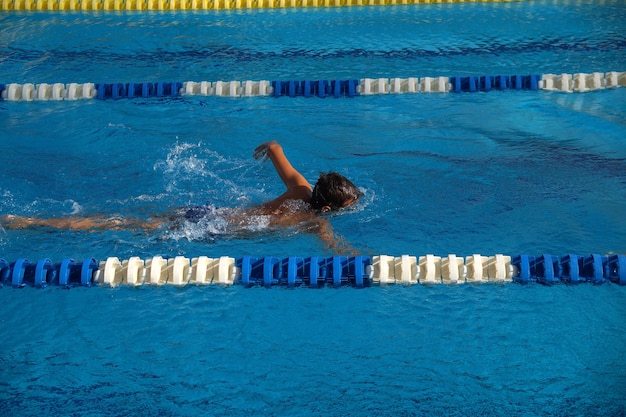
[1,214,162,231]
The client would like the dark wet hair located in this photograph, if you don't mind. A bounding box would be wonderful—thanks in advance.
[310,172,361,211]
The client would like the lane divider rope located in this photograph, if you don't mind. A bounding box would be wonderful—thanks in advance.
[1,72,624,102]
[1,254,625,287]
[1,0,524,12]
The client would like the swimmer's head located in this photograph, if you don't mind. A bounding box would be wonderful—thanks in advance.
[311,172,361,212]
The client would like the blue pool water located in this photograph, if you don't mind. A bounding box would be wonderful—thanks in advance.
[1,283,625,416]
[1,2,626,416]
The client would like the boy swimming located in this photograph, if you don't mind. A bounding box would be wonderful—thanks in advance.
[1,141,361,252]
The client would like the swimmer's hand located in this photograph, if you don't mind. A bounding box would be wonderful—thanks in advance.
[253,141,279,161]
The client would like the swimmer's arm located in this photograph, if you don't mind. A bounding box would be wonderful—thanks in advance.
[254,141,311,192]
[1,214,161,231]
[311,216,359,256]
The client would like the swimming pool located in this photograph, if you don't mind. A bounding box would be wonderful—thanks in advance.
[1,1,625,415]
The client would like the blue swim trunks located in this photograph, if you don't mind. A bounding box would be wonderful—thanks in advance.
[183,205,213,222]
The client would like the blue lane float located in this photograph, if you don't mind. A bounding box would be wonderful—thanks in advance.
[2,72,625,101]
[95,82,183,100]
[237,256,369,287]
[0,254,624,288]
[4,257,99,287]
[270,79,359,98]
[449,74,540,92]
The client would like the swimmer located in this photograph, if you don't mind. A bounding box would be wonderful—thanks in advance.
[1,141,361,253]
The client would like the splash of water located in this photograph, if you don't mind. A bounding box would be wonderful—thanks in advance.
[153,140,257,206]
[165,204,272,242]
